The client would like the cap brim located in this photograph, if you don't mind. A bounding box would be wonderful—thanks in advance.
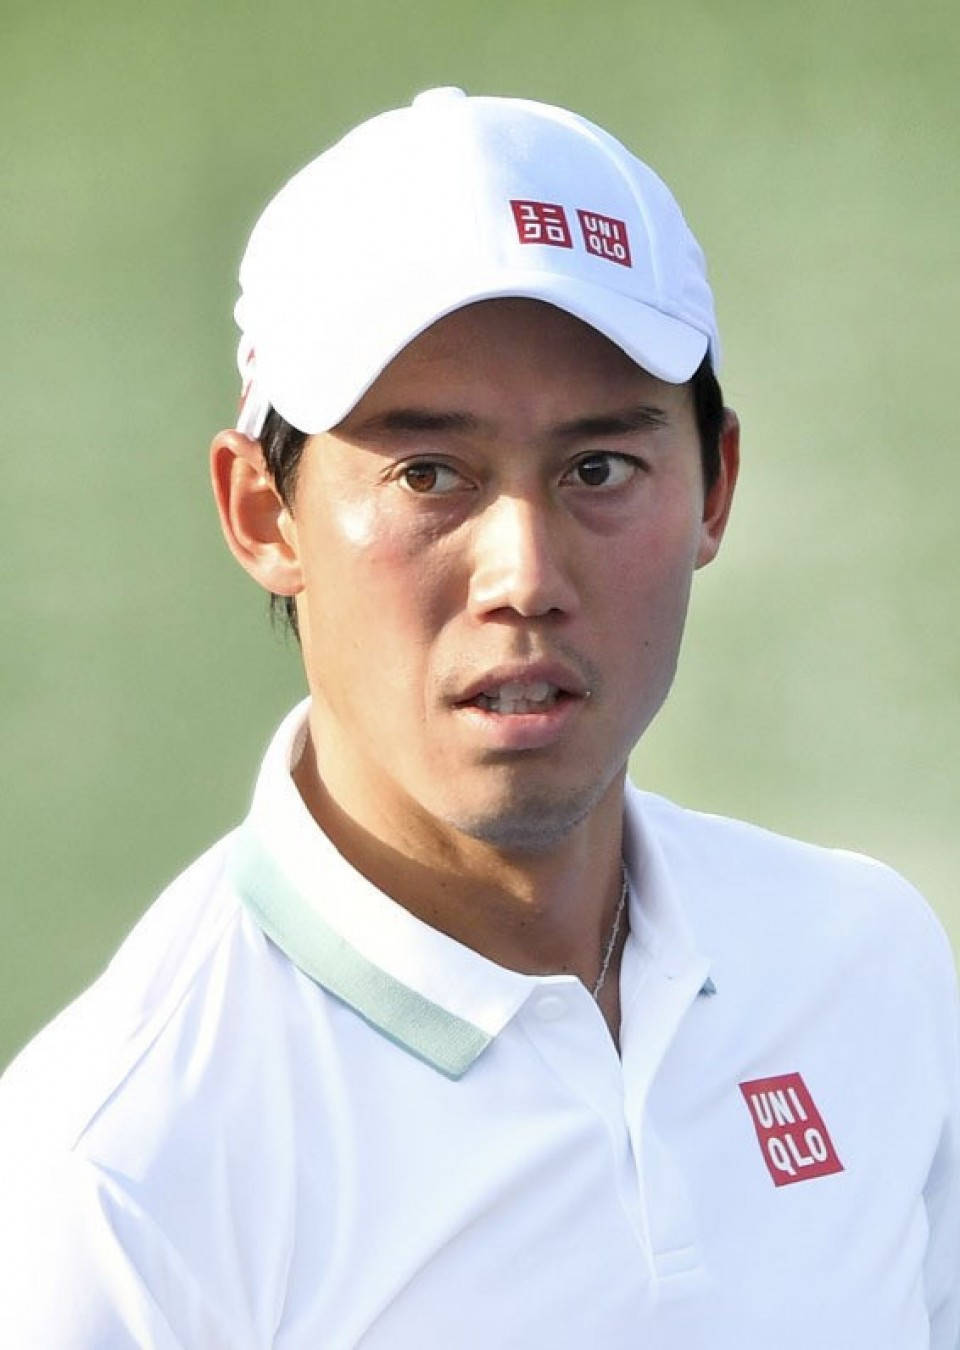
[257,270,713,435]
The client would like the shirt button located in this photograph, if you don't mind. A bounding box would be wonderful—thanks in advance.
[533,994,567,1021]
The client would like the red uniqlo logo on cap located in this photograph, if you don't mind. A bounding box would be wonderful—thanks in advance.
[739,1073,844,1188]
[576,210,632,267]
[510,200,573,248]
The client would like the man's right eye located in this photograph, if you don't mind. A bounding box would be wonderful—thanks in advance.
[399,462,466,494]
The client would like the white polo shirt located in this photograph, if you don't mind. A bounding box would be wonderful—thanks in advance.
[1,700,958,1348]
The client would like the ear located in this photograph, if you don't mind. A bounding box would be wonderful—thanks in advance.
[695,408,740,569]
[209,429,303,596]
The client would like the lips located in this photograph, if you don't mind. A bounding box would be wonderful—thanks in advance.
[453,662,589,716]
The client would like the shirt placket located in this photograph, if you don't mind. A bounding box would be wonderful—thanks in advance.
[619,929,712,1293]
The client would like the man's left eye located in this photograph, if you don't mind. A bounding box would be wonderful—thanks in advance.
[400,462,465,494]
[565,454,640,488]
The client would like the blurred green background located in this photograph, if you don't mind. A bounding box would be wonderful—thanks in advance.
[3,0,957,1068]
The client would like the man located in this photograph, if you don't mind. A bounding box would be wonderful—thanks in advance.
[1,88,957,1347]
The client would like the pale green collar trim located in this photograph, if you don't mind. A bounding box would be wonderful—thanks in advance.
[229,829,492,1080]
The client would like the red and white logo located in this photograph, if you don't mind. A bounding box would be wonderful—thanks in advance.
[739,1073,844,1188]
[576,210,632,267]
[510,200,573,249]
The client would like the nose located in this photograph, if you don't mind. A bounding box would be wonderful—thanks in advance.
[467,493,579,621]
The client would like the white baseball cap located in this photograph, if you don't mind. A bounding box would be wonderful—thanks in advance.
[234,87,720,438]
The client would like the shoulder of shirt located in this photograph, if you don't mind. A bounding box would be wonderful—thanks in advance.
[0,830,245,1155]
[628,783,958,989]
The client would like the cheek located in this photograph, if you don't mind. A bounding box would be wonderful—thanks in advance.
[599,522,701,659]
[607,568,693,651]
[299,495,458,640]
[302,493,423,579]
[330,494,380,550]
[607,502,702,598]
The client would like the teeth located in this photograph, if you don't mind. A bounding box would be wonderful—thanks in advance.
[499,681,552,701]
[474,681,560,714]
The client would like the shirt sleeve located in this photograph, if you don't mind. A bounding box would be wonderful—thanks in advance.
[0,1145,240,1350]
[924,939,960,1350]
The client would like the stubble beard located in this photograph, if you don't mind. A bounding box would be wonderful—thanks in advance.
[437,769,622,856]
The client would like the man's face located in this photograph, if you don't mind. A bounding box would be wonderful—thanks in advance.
[285,299,736,854]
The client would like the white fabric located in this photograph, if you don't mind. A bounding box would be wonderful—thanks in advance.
[235,88,718,438]
[1,701,958,1348]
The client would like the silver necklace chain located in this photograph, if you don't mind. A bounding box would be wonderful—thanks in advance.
[591,865,629,1000]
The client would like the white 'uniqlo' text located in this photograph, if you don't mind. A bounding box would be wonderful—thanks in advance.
[576,210,632,267]
[739,1072,844,1188]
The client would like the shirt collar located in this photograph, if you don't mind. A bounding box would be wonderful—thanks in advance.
[230,699,710,1078]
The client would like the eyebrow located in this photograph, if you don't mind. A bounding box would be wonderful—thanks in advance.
[551,406,669,438]
[351,404,669,440]
[357,409,481,435]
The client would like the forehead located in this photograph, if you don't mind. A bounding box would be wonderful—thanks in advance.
[339,298,684,425]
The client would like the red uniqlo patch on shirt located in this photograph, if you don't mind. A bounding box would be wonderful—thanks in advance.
[576,210,632,267]
[739,1073,844,1188]
[510,200,573,248]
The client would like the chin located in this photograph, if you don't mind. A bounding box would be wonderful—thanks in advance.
[440,781,612,856]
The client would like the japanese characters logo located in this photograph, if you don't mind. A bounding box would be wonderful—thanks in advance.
[510,200,573,249]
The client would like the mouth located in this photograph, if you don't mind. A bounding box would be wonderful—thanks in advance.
[469,680,571,715]
[452,662,590,721]
[450,666,590,751]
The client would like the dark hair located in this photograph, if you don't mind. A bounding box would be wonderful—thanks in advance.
[260,352,725,639]
[691,353,724,492]
[260,407,309,638]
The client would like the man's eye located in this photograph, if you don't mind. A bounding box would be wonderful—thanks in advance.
[566,453,640,488]
[400,462,465,494]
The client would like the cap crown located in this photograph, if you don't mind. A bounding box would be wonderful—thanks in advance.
[236,88,718,436]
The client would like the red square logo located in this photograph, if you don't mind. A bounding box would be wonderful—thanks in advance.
[510,200,573,248]
[739,1073,844,1188]
[576,210,632,267]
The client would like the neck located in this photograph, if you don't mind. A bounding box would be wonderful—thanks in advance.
[292,730,629,991]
